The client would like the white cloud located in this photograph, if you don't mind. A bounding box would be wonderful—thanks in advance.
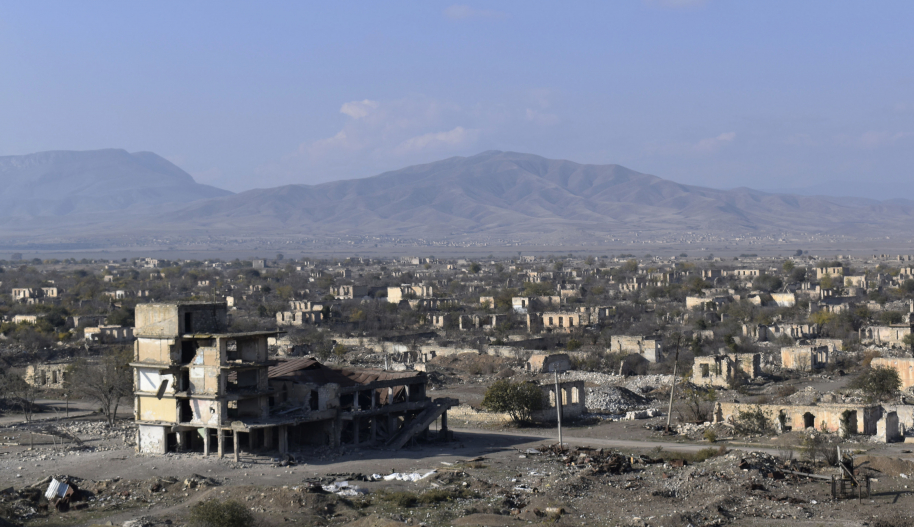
[340,99,378,119]
[695,131,736,152]
[444,4,505,20]
[394,126,478,154]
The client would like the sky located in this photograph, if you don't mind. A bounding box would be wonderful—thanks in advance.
[1,1,913,199]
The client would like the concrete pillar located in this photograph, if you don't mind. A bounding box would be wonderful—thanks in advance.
[233,430,240,462]
[441,410,448,435]
[279,426,288,454]
[175,431,185,452]
[371,390,377,410]
[264,427,274,451]
[217,428,224,458]
[371,416,377,443]
[202,428,210,456]
[353,390,360,411]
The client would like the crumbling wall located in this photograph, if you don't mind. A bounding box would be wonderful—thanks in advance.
[137,425,167,454]
[716,402,880,436]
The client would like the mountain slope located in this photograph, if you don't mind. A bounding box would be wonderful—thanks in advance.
[162,150,914,237]
[0,149,232,217]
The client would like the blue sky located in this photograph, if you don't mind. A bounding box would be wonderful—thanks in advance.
[1,1,913,198]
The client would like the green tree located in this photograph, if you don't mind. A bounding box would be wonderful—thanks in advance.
[849,366,901,402]
[482,380,545,423]
[469,262,481,274]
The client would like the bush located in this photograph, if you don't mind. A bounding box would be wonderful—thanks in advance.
[733,406,773,436]
[849,366,900,402]
[703,429,717,443]
[188,499,256,527]
[481,379,545,423]
[801,433,840,466]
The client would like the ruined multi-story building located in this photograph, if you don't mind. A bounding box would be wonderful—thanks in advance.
[132,302,279,455]
[133,301,456,457]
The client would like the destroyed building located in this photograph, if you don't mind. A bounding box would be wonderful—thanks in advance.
[692,353,760,388]
[781,345,830,371]
[132,301,456,457]
[871,357,914,389]
[25,362,71,388]
[715,402,880,437]
[526,353,572,373]
[609,336,662,363]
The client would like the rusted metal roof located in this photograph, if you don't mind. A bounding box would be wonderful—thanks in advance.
[268,359,425,404]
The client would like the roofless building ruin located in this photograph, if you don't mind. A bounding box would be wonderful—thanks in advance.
[132,302,456,457]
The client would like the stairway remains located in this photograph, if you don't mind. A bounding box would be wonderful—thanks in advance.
[386,397,458,450]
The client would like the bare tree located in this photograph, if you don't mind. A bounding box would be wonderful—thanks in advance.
[0,372,42,423]
[69,346,133,425]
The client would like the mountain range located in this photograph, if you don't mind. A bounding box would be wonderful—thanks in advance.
[0,149,231,217]
[0,149,911,243]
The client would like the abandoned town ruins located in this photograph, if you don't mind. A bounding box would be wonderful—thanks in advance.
[7,252,914,525]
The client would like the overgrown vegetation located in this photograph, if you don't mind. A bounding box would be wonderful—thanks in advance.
[849,366,901,402]
[187,499,257,527]
[732,406,773,436]
[481,379,545,423]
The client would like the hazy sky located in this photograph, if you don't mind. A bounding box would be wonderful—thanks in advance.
[2,1,913,198]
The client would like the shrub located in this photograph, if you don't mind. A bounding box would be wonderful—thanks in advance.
[703,429,717,443]
[188,499,256,527]
[676,386,717,423]
[801,433,840,466]
[379,491,418,508]
[849,366,900,402]
[733,406,773,436]
[481,379,545,423]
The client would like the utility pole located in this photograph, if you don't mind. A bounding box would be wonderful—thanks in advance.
[666,334,682,434]
[554,368,563,450]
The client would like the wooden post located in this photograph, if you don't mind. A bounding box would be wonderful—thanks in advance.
[233,430,240,462]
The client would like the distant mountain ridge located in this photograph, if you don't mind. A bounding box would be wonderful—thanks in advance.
[0,149,911,242]
[162,150,914,237]
[0,149,232,217]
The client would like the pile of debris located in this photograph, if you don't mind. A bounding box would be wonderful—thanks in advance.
[526,444,634,475]
[585,385,654,414]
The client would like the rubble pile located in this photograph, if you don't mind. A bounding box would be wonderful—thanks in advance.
[561,371,673,393]
[585,385,654,414]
